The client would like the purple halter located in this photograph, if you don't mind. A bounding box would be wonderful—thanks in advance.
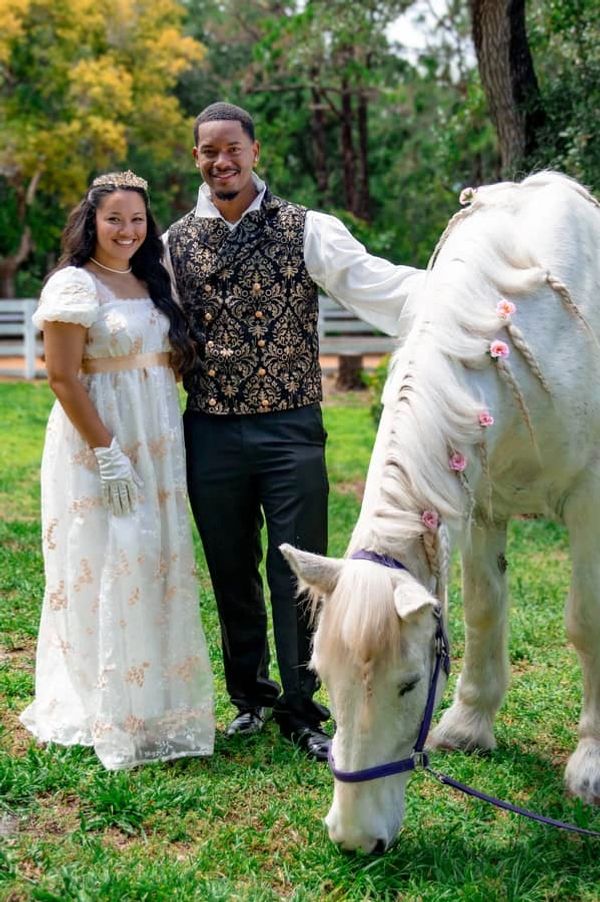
[328,548,600,837]
[329,554,450,782]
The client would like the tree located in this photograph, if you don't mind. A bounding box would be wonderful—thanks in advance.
[470,0,545,174]
[527,0,600,192]
[249,0,412,221]
[0,0,204,296]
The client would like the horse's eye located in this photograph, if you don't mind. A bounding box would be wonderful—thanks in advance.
[399,677,420,697]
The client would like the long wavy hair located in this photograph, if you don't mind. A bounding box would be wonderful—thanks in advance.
[52,181,198,374]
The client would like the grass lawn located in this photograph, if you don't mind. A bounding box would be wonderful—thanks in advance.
[1,381,600,901]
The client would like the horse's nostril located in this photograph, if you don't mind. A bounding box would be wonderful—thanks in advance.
[372,838,387,855]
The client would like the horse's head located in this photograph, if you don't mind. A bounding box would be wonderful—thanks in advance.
[281,543,448,853]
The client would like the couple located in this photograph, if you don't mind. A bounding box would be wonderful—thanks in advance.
[21,102,422,770]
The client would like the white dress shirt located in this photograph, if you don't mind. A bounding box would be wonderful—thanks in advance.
[162,175,424,337]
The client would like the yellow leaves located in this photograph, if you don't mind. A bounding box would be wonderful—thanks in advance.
[28,118,128,204]
[130,95,191,162]
[69,58,134,118]
[138,28,205,85]
[0,0,31,65]
[2,0,205,198]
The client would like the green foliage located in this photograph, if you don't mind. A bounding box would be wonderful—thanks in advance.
[363,353,391,425]
[6,0,600,295]
[527,0,600,191]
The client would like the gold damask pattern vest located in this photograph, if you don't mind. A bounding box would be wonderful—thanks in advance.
[168,190,322,415]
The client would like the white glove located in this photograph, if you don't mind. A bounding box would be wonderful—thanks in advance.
[93,437,143,516]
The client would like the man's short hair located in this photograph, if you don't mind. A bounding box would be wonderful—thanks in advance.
[194,102,255,144]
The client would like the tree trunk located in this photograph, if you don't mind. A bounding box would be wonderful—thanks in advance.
[356,88,371,222]
[310,81,330,203]
[340,76,358,215]
[470,0,544,173]
[335,355,365,391]
[0,227,32,299]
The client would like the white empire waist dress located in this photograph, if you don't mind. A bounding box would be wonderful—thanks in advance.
[20,266,215,770]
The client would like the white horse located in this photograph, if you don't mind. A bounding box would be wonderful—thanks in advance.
[282,171,600,853]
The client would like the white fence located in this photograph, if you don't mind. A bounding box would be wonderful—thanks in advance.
[0,299,44,379]
[317,295,397,361]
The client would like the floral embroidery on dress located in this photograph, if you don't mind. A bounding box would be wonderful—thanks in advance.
[71,446,97,471]
[123,715,145,735]
[44,518,59,551]
[49,581,68,610]
[167,655,203,682]
[74,559,93,592]
[125,662,150,686]
[69,495,103,514]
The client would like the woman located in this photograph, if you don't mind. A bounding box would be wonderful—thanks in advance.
[20,171,214,770]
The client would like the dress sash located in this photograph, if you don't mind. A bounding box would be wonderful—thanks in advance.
[81,351,171,374]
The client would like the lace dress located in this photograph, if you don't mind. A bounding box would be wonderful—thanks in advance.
[20,266,215,770]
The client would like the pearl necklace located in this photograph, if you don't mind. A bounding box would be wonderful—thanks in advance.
[90,256,132,274]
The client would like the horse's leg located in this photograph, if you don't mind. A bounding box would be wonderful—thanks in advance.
[429,521,510,752]
[563,489,600,805]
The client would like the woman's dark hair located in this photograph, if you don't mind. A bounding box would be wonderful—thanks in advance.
[52,180,198,375]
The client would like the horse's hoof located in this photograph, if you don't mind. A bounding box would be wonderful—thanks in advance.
[565,739,600,806]
[429,705,496,753]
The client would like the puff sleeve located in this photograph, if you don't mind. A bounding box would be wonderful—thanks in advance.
[32,267,99,330]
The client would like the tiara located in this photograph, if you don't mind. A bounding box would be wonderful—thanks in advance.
[91,170,148,191]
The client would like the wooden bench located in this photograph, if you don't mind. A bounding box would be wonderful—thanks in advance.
[318,295,397,387]
[0,299,44,379]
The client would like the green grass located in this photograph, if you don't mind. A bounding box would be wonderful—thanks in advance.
[1,382,600,901]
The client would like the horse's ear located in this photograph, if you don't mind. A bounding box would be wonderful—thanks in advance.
[280,544,343,595]
[393,579,436,622]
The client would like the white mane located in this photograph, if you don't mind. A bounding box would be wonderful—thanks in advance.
[313,562,402,667]
[361,171,599,568]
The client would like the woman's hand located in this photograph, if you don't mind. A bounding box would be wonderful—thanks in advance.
[93,437,143,516]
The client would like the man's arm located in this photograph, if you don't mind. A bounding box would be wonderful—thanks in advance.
[304,210,425,337]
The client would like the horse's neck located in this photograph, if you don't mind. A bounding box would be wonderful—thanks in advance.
[352,405,396,543]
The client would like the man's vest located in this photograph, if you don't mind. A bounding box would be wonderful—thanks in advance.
[168,190,322,415]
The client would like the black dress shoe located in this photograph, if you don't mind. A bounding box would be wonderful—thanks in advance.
[289,726,331,762]
[225,707,271,737]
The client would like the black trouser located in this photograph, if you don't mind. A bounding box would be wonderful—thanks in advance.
[184,403,329,733]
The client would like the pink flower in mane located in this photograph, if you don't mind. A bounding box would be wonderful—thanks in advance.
[490,339,510,359]
[496,299,517,320]
[449,452,467,472]
[459,186,476,205]
[421,510,439,531]
[479,411,495,427]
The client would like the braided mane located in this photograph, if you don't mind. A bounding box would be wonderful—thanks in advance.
[359,171,600,577]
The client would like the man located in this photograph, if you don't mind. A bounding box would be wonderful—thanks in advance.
[165,102,423,761]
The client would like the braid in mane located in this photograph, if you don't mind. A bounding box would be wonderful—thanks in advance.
[422,529,440,584]
[505,322,551,393]
[428,205,480,271]
[477,439,493,522]
[545,272,598,347]
[437,524,451,605]
[495,358,537,448]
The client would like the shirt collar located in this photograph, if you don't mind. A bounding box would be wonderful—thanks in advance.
[194,173,267,228]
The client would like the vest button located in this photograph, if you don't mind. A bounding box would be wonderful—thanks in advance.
[204,312,213,322]
[207,369,216,377]
[208,398,217,407]
[257,339,266,348]
[260,399,270,408]
[254,310,263,318]
[206,340,214,349]
[252,282,261,294]
[257,367,266,377]
[204,285,211,293]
